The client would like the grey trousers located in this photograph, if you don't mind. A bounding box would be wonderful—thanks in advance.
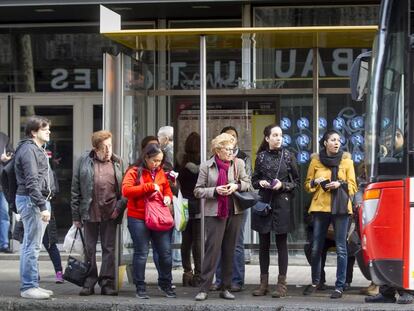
[200,213,243,292]
[83,220,117,289]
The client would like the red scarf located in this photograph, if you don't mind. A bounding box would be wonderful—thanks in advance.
[215,155,230,219]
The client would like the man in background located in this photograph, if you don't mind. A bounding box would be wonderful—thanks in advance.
[0,131,13,253]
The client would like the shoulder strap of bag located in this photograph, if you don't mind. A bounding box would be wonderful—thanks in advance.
[69,227,87,256]
[275,149,284,179]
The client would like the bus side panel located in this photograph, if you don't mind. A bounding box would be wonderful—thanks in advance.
[365,187,404,260]
[408,178,414,289]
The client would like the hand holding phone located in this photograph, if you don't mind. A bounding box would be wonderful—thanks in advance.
[319,179,331,191]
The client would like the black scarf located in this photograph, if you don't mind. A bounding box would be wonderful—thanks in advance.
[318,149,343,181]
[319,149,348,215]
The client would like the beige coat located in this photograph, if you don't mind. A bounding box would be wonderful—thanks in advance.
[194,157,251,216]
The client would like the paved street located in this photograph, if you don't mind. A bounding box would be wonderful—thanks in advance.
[0,254,411,311]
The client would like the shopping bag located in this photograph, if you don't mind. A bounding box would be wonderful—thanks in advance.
[63,228,91,287]
[62,225,84,256]
[173,190,189,231]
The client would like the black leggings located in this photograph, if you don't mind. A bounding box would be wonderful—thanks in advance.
[259,232,288,276]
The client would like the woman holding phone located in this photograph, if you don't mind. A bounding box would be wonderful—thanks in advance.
[251,124,299,298]
[193,133,251,301]
[303,129,357,299]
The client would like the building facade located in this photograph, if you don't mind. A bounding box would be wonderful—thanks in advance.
[0,1,379,245]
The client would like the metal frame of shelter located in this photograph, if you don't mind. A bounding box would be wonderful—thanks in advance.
[99,5,376,288]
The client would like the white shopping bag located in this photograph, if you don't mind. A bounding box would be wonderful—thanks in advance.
[173,190,189,232]
[62,225,84,256]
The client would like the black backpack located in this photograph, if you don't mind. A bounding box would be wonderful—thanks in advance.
[0,145,21,213]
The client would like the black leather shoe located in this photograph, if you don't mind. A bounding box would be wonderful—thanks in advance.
[79,287,95,296]
[365,293,396,303]
[101,287,118,296]
[219,290,235,300]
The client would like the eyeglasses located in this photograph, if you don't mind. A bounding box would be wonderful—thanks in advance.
[221,147,235,153]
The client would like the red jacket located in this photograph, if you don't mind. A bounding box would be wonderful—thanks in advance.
[122,166,173,220]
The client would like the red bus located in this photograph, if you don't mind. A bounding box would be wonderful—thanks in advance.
[351,0,414,289]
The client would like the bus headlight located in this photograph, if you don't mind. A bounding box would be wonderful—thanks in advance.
[362,199,380,227]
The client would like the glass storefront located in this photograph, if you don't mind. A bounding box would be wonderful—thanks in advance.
[2,4,379,245]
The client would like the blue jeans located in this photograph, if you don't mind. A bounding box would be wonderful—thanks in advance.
[311,212,349,290]
[0,192,10,249]
[215,211,247,287]
[16,195,49,292]
[127,217,172,291]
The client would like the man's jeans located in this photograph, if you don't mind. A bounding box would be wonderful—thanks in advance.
[0,192,10,249]
[311,212,349,290]
[215,211,247,287]
[16,195,49,292]
[127,217,172,291]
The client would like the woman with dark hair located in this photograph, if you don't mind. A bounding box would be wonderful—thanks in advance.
[178,132,201,287]
[122,143,175,299]
[303,129,357,299]
[251,124,299,298]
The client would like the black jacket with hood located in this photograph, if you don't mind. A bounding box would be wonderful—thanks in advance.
[15,139,56,212]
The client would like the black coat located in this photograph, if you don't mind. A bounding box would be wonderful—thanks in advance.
[251,148,299,234]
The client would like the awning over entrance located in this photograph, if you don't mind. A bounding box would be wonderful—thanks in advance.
[100,6,377,51]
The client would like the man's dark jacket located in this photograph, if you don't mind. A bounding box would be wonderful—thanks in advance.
[71,151,124,222]
[15,139,57,212]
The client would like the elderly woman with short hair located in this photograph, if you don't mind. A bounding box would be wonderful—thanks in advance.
[194,133,251,301]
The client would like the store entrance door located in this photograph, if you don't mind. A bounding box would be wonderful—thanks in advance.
[11,94,102,236]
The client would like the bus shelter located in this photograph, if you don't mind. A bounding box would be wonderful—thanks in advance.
[99,6,376,288]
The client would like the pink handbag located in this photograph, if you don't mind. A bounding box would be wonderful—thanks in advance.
[144,191,174,231]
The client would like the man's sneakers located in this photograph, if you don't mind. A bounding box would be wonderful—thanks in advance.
[159,285,176,298]
[20,287,52,299]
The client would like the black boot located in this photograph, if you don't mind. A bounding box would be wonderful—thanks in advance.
[365,293,396,303]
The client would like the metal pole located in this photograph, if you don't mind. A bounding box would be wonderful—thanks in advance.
[200,35,207,263]
[312,47,319,153]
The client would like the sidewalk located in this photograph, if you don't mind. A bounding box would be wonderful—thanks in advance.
[0,257,411,311]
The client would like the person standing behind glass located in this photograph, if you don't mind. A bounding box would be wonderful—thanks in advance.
[213,126,252,292]
[0,131,13,253]
[122,143,176,299]
[194,133,251,301]
[178,132,201,287]
[303,129,357,299]
[251,124,299,298]
[158,126,181,269]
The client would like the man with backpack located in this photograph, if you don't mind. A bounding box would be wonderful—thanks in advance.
[0,131,13,253]
[14,116,56,299]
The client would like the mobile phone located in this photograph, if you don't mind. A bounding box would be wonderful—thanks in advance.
[319,179,331,191]
[270,179,279,188]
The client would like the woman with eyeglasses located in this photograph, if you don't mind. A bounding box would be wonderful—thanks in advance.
[251,124,299,298]
[193,133,251,301]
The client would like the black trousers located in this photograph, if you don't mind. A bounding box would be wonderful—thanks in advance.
[181,218,201,276]
[83,220,117,289]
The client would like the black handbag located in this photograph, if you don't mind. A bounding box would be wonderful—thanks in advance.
[233,191,260,210]
[63,228,91,287]
[252,200,272,216]
[331,184,350,215]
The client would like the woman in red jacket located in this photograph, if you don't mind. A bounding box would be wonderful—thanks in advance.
[122,143,175,299]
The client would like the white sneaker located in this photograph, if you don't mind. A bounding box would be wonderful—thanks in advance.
[38,287,54,296]
[20,287,50,299]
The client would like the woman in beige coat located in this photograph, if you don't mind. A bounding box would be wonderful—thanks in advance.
[194,133,251,301]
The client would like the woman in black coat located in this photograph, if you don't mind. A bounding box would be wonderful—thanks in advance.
[251,124,299,298]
